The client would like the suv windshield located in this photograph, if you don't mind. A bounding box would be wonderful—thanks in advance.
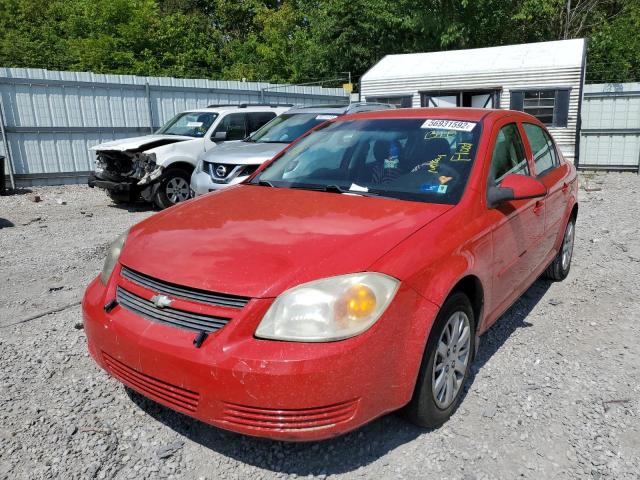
[248,113,337,144]
[157,112,218,138]
[255,118,482,205]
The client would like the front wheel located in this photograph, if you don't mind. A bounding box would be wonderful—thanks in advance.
[403,292,475,428]
[544,215,576,281]
[153,168,192,209]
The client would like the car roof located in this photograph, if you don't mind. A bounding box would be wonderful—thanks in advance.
[336,107,547,125]
[284,102,395,116]
[182,105,291,114]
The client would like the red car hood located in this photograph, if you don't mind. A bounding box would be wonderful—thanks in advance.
[120,185,452,298]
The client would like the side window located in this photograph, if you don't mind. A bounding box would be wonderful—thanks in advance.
[489,123,529,184]
[543,130,559,167]
[247,112,276,134]
[523,123,559,176]
[214,113,246,141]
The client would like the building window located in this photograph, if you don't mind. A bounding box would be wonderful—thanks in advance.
[510,89,570,128]
[366,96,412,108]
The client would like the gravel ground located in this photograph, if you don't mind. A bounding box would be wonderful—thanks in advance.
[1,173,639,480]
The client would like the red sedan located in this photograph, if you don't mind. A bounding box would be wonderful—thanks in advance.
[83,108,577,441]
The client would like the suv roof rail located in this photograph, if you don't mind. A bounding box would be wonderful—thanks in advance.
[295,103,349,109]
[346,102,396,113]
[206,103,293,108]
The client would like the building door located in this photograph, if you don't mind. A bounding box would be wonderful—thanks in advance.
[421,90,500,108]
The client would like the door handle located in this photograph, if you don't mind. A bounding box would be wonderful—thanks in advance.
[561,182,570,193]
[533,200,544,215]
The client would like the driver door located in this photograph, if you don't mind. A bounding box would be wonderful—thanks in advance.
[485,121,545,320]
[205,113,247,151]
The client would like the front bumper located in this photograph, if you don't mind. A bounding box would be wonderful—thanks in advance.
[190,171,248,197]
[87,173,132,192]
[82,266,438,441]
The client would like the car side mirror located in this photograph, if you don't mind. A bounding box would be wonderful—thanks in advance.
[213,131,227,141]
[487,174,547,208]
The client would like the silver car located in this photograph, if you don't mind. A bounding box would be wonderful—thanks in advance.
[190,103,394,195]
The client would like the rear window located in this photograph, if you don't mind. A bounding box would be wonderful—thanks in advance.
[255,118,482,205]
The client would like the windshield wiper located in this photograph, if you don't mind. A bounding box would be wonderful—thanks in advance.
[324,185,380,197]
[258,180,275,187]
[324,184,349,194]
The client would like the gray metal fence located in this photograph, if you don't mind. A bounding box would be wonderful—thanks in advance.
[579,83,640,172]
[0,68,348,187]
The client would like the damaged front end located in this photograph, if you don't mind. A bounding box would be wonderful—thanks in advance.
[89,150,164,201]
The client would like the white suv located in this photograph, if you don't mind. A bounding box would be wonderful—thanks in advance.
[88,104,289,209]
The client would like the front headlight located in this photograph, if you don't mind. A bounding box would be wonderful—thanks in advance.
[255,273,399,342]
[100,230,128,284]
[194,158,204,174]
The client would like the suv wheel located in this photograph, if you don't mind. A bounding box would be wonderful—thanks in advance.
[154,168,192,209]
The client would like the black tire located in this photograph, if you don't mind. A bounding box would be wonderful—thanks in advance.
[544,215,576,281]
[153,167,192,210]
[107,189,139,205]
[403,292,476,428]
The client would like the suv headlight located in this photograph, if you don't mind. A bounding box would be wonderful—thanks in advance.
[194,158,204,174]
[255,273,399,342]
[100,230,128,284]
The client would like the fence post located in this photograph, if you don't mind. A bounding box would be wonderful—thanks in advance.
[0,98,15,190]
[145,82,155,133]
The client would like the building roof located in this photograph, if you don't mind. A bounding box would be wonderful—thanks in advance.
[362,39,585,83]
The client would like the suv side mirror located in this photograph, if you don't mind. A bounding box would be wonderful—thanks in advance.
[487,174,547,208]
[213,131,227,141]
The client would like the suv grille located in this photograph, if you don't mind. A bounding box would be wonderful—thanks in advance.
[121,266,250,309]
[203,162,256,183]
[116,286,230,333]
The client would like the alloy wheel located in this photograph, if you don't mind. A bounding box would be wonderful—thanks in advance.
[432,311,471,409]
[165,177,190,204]
[561,220,575,271]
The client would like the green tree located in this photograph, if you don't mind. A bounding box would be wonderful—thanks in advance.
[0,0,638,83]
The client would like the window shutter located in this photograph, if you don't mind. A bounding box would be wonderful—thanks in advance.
[553,89,570,127]
[510,91,524,111]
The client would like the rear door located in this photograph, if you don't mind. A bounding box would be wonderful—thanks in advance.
[522,122,570,256]
[485,121,545,317]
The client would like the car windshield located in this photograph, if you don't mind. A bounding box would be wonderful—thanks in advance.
[254,118,482,205]
[157,112,218,137]
[247,113,337,144]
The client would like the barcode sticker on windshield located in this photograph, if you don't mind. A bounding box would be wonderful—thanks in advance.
[187,122,203,127]
[421,119,476,132]
[315,115,338,121]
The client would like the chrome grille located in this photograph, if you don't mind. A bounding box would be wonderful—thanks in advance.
[116,287,230,333]
[120,266,250,309]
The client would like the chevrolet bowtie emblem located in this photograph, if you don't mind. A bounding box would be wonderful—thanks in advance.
[150,294,173,309]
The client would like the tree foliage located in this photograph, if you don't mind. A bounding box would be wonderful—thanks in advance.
[0,0,637,84]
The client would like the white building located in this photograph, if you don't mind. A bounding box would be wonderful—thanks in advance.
[360,39,587,162]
